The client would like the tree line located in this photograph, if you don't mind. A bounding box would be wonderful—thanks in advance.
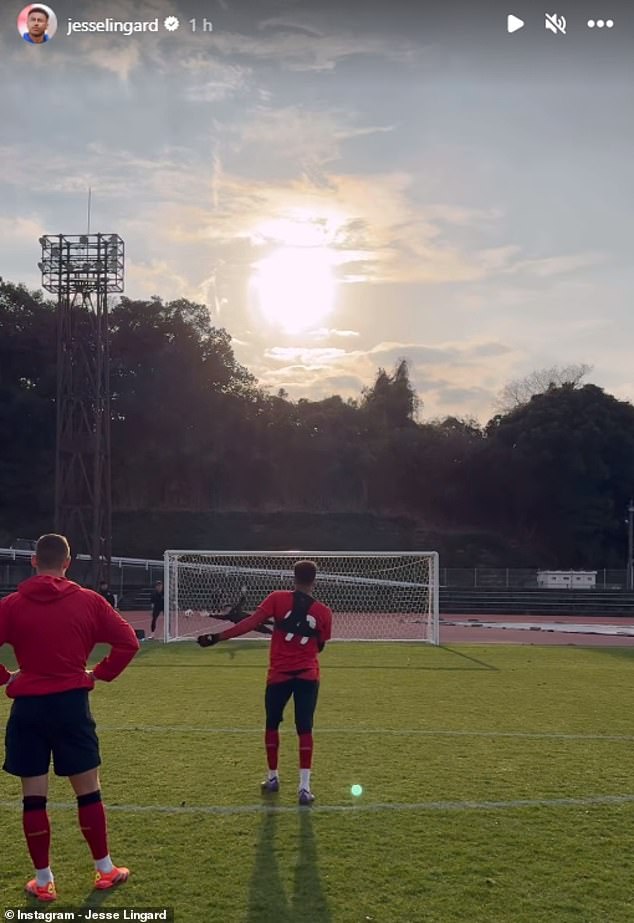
[1,278,633,567]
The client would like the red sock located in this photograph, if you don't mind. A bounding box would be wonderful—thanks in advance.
[265,730,279,770]
[77,791,109,861]
[22,797,51,870]
[298,732,313,769]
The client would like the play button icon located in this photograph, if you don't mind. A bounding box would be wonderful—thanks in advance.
[507,14,525,33]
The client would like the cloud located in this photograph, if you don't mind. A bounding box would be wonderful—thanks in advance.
[253,363,365,401]
[183,61,252,101]
[125,259,207,302]
[211,22,415,72]
[256,17,325,38]
[85,43,142,80]
[369,339,514,367]
[307,327,360,339]
[0,215,47,242]
[228,106,395,174]
[320,374,366,392]
[264,347,347,366]
[149,168,517,289]
[469,342,515,358]
[509,252,606,278]
[5,116,584,300]
[423,204,505,227]
[370,342,454,365]
[477,246,522,273]
[434,386,496,408]
[0,143,201,205]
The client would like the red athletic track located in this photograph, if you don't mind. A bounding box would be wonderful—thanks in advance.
[124,611,634,646]
[441,614,634,645]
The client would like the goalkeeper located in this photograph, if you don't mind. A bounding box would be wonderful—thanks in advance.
[198,560,332,805]
[218,591,273,636]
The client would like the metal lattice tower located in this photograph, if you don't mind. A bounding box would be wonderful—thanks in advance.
[39,234,124,587]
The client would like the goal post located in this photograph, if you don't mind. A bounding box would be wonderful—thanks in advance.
[163,550,439,644]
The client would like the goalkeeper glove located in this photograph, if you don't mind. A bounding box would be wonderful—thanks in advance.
[197,633,221,647]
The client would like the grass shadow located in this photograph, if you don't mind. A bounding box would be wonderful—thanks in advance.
[439,646,499,671]
[292,809,332,922]
[79,883,125,909]
[245,809,292,923]
[245,808,332,923]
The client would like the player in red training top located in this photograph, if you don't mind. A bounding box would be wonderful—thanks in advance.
[0,534,140,903]
[197,560,332,805]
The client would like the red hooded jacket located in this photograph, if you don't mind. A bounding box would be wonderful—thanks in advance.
[0,575,139,698]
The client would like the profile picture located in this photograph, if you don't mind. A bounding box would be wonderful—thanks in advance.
[17,4,57,44]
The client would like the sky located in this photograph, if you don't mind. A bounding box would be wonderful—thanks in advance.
[1,0,633,421]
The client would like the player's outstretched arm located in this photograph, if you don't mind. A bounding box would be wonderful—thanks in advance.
[198,604,272,647]
[92,599,140,681]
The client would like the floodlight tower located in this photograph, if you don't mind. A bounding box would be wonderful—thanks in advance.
[39,234,124,587]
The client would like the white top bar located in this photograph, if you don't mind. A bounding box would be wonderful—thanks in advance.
[165,550,437,557]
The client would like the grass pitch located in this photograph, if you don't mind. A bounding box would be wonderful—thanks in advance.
[2,642,634,922]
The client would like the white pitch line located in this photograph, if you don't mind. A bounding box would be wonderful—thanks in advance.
[97,725,634,743]
[2,793,634,817]
[447,621,634,636]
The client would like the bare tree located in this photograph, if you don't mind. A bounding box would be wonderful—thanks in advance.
[496,363,593,413]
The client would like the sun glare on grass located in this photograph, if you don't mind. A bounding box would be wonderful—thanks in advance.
[251,246,336,334]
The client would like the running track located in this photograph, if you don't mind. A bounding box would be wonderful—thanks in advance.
[124,611,634,646]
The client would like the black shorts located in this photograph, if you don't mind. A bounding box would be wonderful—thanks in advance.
[265,678,320,733]
[3,688,101,778]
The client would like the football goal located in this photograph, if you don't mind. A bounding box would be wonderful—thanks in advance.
[164,550,439,644]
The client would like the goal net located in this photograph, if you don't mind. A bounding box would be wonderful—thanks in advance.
[164,550,439,644]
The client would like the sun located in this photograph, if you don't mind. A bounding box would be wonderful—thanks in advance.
[250,246,336,334]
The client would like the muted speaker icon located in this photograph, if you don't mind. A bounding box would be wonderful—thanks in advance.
[545,12,566,34]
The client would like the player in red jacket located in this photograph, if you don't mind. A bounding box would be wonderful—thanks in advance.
[198,560,333,805]
[0,534,140,902]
